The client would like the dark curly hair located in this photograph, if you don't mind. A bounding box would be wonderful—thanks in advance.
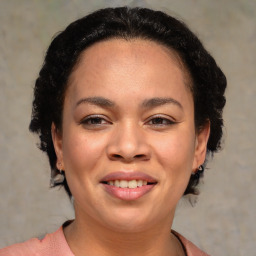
[29,7,226,197]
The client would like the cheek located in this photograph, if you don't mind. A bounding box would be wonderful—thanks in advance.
[62,129,107,176]
[153,129,196,169]
[155,135,195,199]
[152,127,196,197]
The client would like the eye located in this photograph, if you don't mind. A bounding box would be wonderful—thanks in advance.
[146,115,175,126]
[80,115,111,127]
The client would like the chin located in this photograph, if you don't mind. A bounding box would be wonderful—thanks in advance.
[100,207,158,233]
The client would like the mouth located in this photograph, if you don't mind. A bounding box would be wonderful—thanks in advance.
[100,172,158,201]
[101,179,156,188]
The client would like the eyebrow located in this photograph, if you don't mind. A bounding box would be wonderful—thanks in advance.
[142,97,183,110]
[75,96,183,110]
[76,97,115,108]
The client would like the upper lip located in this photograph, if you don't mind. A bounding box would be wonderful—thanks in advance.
[100,171,158,183]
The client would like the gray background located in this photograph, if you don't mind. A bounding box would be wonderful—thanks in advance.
[0,0,255,255]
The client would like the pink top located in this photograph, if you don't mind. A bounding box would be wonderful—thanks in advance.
[0,227,209,256]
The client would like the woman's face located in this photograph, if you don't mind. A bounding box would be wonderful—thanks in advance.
[52,39,209,232]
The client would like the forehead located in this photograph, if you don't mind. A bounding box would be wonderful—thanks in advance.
[67,39,192,104]
[70,39,190,85]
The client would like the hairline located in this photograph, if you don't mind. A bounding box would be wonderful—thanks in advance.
[68,37,194,94]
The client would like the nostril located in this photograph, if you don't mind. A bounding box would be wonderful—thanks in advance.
[108,153,127,162]
[112,154,122,159]
[135,154,145,158]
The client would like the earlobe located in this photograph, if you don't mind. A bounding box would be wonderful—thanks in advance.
[51,123,64,170]
[192,121,210,172]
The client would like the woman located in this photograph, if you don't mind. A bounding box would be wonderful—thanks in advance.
[0,7,226,256]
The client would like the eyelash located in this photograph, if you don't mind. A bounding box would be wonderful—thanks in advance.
[146,115,175,126]
[80,115,176,128]
[80,115,110,126]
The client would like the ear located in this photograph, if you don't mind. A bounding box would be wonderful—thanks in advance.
[51,123,65,171]
[192,121,210,172]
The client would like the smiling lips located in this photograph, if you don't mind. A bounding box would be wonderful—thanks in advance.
[100,172,157,201]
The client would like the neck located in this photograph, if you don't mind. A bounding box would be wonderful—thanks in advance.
[63,211,185,256]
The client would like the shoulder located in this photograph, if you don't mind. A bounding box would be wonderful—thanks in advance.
[172,230,210,256]
[0,227,74,256]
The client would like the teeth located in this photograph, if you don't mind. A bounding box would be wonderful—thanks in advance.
[137,180,143,187]
[119,180,128,188]
[107,180,148,188]
[128,180,137,189]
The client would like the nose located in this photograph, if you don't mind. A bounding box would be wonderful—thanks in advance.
[106,122,151,162]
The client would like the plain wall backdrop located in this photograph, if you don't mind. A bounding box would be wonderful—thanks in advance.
[0,0,255,255]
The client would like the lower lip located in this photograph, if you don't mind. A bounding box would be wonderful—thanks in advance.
[102,184,156,201]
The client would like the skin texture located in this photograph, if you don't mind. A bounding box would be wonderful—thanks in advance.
[52,39,210,256]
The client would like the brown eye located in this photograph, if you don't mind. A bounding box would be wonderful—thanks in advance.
[81,115,110,126]
[86,117,105,125]
[148,117,174,126]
